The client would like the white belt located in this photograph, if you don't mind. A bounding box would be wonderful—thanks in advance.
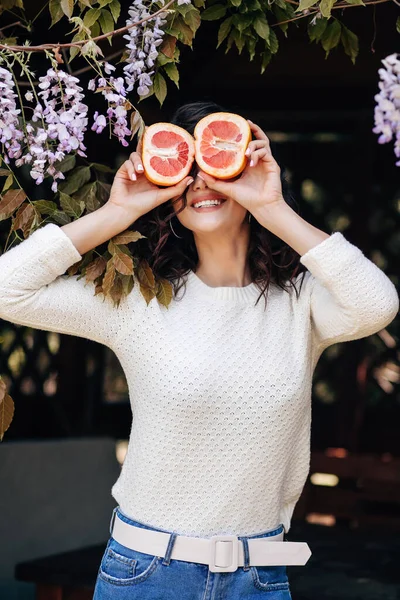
[111,512,312,573]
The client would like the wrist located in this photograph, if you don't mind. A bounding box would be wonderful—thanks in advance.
[101,200,141,231]
[253,197,292,228]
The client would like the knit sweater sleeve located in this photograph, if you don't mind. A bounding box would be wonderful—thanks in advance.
[0,222,126,349]
[299,231,399,352]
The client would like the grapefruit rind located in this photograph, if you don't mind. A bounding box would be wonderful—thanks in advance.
[194,112,251,179]
[142,122,195,186]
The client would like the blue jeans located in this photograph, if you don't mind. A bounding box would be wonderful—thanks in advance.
[93,506,292,599]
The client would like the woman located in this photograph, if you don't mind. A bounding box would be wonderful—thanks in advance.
[0,101,398,600]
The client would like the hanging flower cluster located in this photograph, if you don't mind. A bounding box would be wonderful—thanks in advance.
[373,53,400,167]
[89,62,132,147]
[0,65,89,191]
[123,0,190,97]
[0,66,24,164]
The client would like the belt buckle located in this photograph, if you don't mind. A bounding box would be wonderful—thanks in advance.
[209,534,239,573]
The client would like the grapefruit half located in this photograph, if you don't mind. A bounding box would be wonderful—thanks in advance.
[194,112,251,179]
[142,123,195,186]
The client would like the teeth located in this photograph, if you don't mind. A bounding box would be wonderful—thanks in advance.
[193,200,223,208]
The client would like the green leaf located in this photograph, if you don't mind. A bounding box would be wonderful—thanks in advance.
[90,21,100,37]
[261,49,272,74]
[230,0,242,6]
[58,166,91,195]
[193,0,205,6]
[53,210,71,225]
[201,4,227,21]
[73,182,100,213]
[319,0,336,18]
[343,0,365,4]
[90,162,115,173]
[340,24,359,65]
[396,17,400,34]
[61,0,74,18]
[59,192,85,218]
[99,9,114,43]
[321,20,342,57]
[164,63,179,88]
[267,28,279,54]
[217,17,233,48]
[253,16,270,41]
[2,174,13,192]
[232,29,245,54]
[182,6,201,32]
[246,36,257,61]
[109,0,121,22]
[154,72,167,106]
[308,16,328,42]
[69,30,86,62]
[55,154,76,173]
[232,14,252,33]
[49,0,64,26]
[272,6,294,36]
[32,200,58,215]
[294,0,319,12]
[83,8,101,27]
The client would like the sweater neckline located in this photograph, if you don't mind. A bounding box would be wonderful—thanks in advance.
[186,270,261,304]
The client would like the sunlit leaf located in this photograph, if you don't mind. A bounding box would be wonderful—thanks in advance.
[156,278,173,307]
[0,393,14,442]
[61,0,74,18]
[0,189,27,221]
[112,230,146,244]
[164,62,179,88]
[154,72,167,106]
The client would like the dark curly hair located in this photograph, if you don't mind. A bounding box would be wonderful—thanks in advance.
[133,100,307,308]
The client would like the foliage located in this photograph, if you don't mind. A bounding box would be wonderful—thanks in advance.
[0,0,399,441]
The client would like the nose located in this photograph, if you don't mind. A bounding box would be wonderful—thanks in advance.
[192,169,209,191]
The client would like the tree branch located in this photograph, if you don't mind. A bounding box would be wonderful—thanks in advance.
[0,0,176,52]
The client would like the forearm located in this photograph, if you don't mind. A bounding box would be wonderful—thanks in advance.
[254,200,330,257]
[61,202,140,255]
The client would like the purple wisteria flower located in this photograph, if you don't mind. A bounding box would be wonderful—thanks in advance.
[373,53,400,167]
[0,66,24,164]
[88,64,131,146]
[4,67,89,191]
[122,1,170,97]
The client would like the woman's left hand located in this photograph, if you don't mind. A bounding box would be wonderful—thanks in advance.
[198,120,285,219]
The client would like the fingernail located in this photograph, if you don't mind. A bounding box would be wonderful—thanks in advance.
[250,160,254,167]
[131,173,137,181]
[197,173,205,181]
[137,164,144,171]
[245,148,251,156]
[186,178,194,186]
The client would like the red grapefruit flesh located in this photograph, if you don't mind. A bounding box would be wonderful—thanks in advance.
[194,112,251,179]
[142,123,195,186]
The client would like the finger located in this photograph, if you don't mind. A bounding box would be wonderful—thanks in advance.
[129,151,144,174]
[249,148,269,168]
[156,176,194,205]
[197,172,233,196]
[247,119,269,143]
[245,140,269,157]
[123,160,137,181]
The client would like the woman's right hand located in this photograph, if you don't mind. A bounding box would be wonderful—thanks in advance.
[106,138,193,224]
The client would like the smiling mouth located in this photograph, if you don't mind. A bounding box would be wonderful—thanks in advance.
[191,198,227,210]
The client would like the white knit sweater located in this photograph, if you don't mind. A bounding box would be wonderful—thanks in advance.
[0,223,398,537]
